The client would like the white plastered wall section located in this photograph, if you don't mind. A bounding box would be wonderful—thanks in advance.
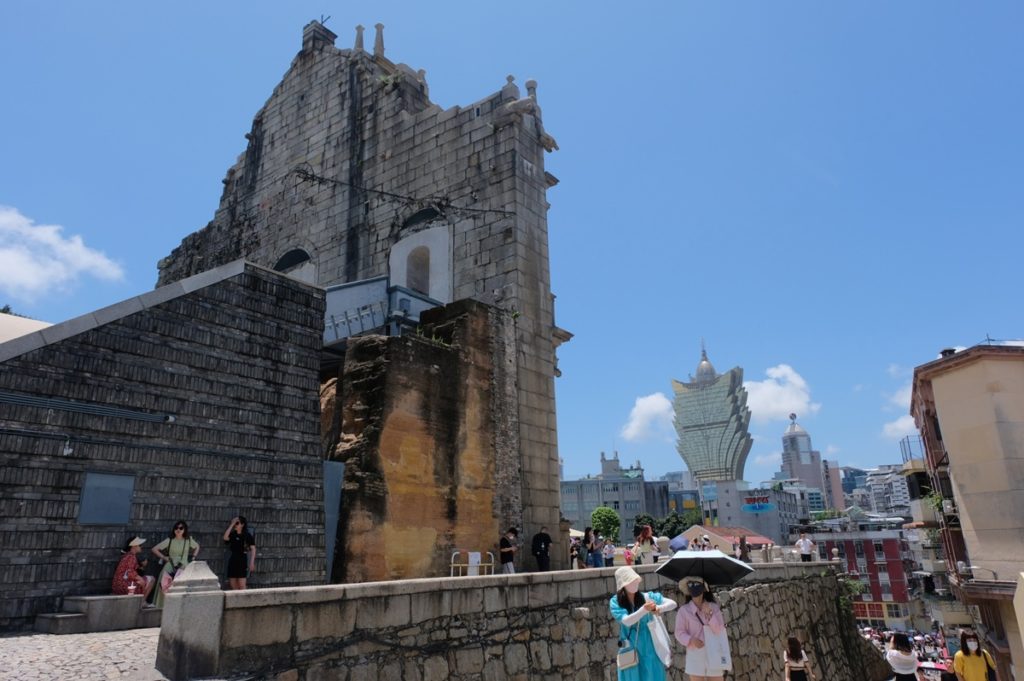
[387,225,453,303]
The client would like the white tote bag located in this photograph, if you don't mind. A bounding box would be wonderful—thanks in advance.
[647,615,672,667]
[702,624,732,671]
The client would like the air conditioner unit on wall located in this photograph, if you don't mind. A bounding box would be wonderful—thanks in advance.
[942,499,956,514]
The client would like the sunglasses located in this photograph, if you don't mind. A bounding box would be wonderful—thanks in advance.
[174,526,186,531]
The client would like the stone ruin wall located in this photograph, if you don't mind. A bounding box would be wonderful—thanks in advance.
[158,563,892,681]
[320,300,523,583]
[157,21,564,567]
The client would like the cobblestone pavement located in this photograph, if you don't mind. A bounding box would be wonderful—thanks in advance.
[0,628,169,681]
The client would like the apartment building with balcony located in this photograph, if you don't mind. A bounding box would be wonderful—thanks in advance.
[811,528,913,630]
[911,342,1024,680]
[900,436,974,633]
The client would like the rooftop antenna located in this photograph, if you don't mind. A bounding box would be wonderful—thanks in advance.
[320,14,331,25]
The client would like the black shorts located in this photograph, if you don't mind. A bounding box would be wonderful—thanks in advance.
[227,553,250,579]
[790,670,808,681]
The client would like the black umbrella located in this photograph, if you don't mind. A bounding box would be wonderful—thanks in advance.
[655,549,754,586]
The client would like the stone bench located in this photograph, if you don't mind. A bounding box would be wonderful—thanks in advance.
[35,595,161,634]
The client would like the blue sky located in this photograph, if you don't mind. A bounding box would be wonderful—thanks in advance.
[2,3,1022,484]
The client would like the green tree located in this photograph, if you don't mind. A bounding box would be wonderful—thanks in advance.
[657,509,702,538]
[1,304,12,314]
[592,506,621,540]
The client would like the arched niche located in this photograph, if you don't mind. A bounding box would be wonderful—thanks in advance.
[274,248,317,284]
[388,225,452,303]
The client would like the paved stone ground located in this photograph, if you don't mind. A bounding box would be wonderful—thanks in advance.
[0,628,169,681]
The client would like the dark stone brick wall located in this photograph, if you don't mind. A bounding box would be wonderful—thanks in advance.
[0,264,326,631]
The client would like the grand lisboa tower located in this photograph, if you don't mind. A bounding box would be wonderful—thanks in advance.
[671,346,753,482]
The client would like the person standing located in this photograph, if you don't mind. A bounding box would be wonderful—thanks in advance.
[675,578,727,681]
[604,540,617,567]
[582,527,596,568]
[609,566,677,681]
[152,520,200,607]
[953,631,998,681]
[531,526,552,572]
[634,525,655,565]
[499,527,518,574]
[795,533,815,562]
[738,536,751,563]
[784,636,816,681]
[885,632,920,681]
[223,516,256,590]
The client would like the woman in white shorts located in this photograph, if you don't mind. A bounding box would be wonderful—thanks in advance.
[674,578,727,680]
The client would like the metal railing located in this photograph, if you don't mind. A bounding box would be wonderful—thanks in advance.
[449,550,496,577]
[900,435,925,463]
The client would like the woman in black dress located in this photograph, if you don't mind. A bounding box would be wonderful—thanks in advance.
[222,516,256,590]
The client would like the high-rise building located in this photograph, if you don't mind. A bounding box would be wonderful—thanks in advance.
[864,465,911,516]
[778,414,825,493]
[842,467,869,495]
[671,347,753,482]
[823,459,846,511]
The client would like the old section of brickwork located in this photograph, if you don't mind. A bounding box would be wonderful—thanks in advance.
[157,21,564,566]
[0,263,326,631]
[320,300,522,582]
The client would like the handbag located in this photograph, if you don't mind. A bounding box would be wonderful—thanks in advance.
[617,622,639,671]
[694,605,732,672]
[984,650,998,681]
[647,613,672,667]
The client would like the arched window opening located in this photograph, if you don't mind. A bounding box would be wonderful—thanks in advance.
[407,247,430,295]
[274,249,311,272]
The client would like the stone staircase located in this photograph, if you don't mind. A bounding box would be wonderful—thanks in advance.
[34,595,161,634]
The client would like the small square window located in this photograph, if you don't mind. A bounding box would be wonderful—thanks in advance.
[78,472,135,524]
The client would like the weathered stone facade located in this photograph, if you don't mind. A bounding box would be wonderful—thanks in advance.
[157,21,565,563]
[157,561,892,681]
[0,262,326,631]
[321,300,523,582]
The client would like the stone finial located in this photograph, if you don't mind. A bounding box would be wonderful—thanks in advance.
[354,24,364,51]
[501,74,520,102]
[417,69,429,96]
[525,79,538,99]
[374,23,385,58]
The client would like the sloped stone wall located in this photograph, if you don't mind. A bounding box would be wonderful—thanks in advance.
[159,562,891,681]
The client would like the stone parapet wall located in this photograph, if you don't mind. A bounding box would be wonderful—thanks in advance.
[158,561,891,681]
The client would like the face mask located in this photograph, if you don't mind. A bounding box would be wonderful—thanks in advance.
[625,581,640,594]
[967,641,979,652]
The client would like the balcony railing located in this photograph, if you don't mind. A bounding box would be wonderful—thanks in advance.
[323,277,442,345]
[900,435,925,464]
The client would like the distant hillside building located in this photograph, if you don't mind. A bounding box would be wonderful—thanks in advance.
[560,452,669,543]
[671,347,753,482]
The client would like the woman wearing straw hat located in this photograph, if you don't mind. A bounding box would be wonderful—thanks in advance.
[609,566,678,680]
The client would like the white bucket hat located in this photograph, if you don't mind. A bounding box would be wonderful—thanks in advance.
[615,566,642,592]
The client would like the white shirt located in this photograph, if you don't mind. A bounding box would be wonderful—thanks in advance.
[784,650,808,669]
[796,538,814,554]
[886,649,919,674]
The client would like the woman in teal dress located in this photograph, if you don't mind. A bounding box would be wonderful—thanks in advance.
[609,566,678,681]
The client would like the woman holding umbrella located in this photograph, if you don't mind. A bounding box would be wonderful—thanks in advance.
[675,577,727,681]
[609,566,677,681]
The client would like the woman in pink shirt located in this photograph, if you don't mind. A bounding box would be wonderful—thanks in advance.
[674,578,726,681]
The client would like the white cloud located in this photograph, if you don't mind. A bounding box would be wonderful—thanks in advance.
[0,206,124,302]
[753,452,782,466]
[744,364,821,424]
[852,384,864,393]
[882,414,918,440]
[621,392,674,442]
[825,444,840,455]
[887,363,908,378]
[887,383,912,411]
